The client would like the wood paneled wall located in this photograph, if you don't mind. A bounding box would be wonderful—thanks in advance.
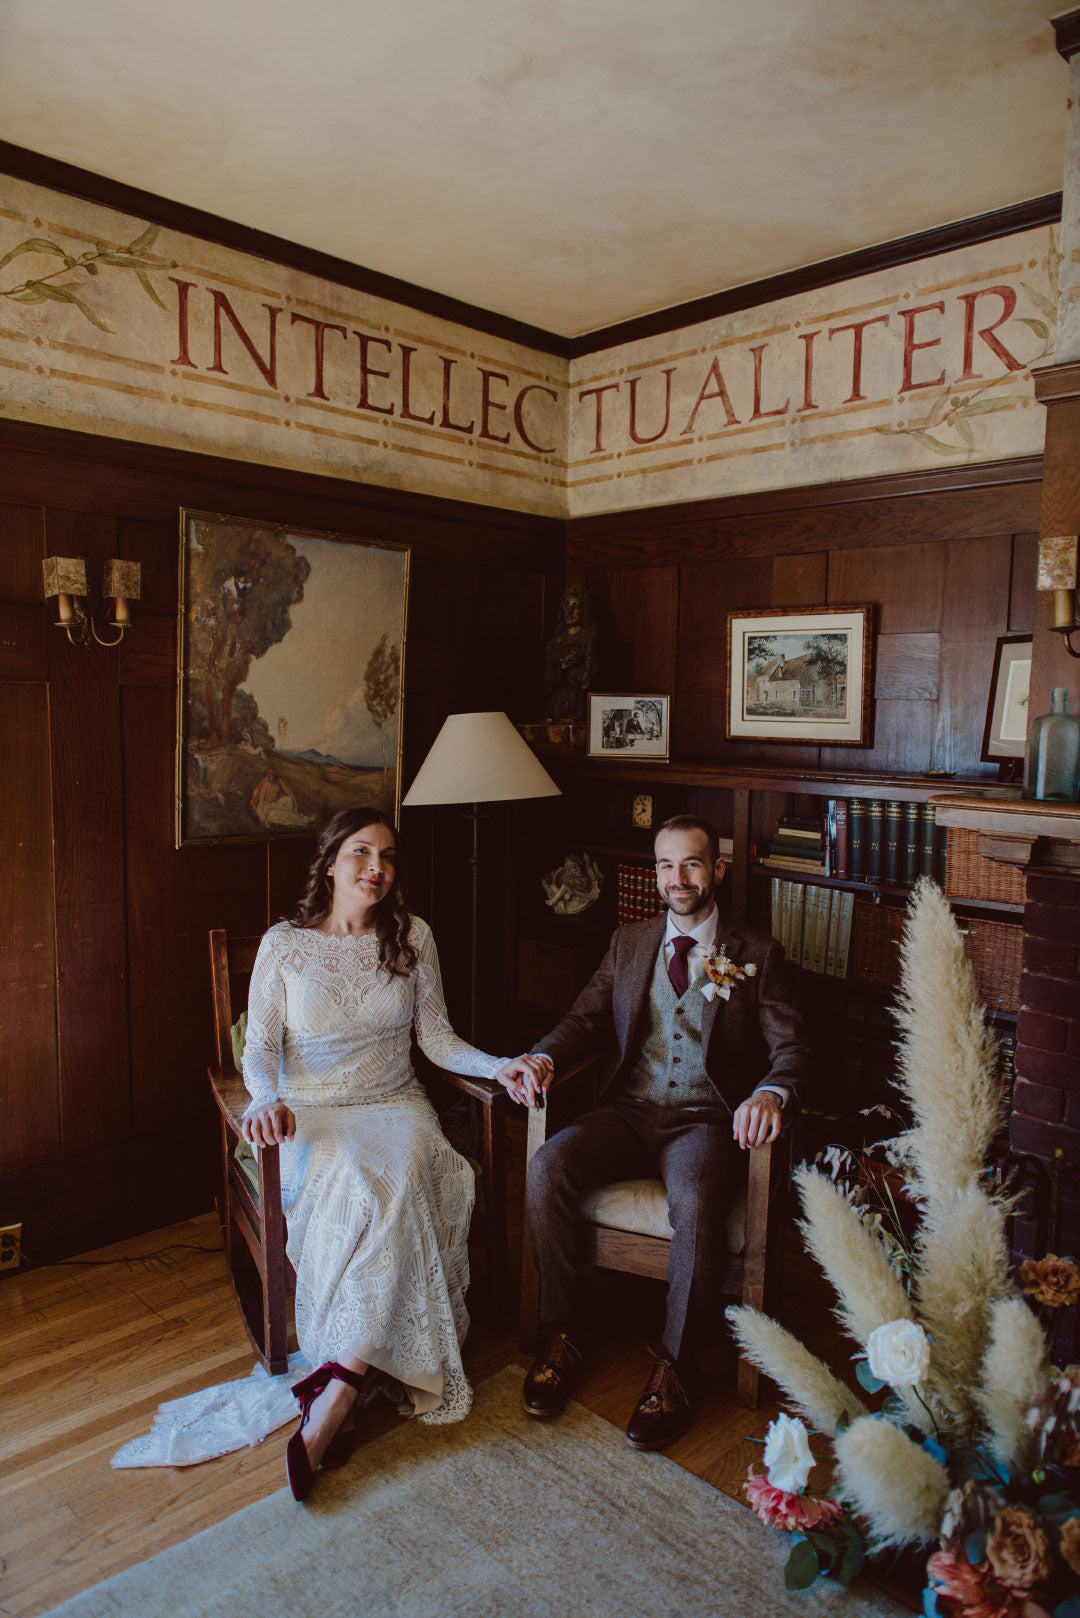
[0,420,562,1262]
[568,458,1042,782]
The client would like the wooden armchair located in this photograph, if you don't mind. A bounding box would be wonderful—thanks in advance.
[207,928,513,1374]
[518,1057,790,1408]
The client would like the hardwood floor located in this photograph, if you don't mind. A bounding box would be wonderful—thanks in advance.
[0,1212,798,1618]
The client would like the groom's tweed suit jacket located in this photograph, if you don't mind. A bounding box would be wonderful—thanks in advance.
[532,912,811,1114]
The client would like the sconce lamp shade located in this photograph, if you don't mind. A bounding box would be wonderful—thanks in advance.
[402,711,560,806]
[103,559,142,602]
[43,556,88,598]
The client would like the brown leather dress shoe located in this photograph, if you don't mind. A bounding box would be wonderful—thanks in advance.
[522,1331,583,1418]
[625,1350,694,1451]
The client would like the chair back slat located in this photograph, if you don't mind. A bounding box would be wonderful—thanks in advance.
[208,929,265,1071]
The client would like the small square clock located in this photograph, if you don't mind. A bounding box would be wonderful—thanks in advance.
[632,793,653,830]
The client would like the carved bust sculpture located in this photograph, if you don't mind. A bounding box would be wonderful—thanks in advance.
[543,584,598,723]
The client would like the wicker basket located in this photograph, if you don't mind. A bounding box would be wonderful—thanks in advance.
[945,828,1026,905]
[851,896,1022,1012]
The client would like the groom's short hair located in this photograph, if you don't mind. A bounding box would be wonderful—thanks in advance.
[654,814,722,865]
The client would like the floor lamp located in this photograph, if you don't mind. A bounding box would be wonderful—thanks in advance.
[402,711,560,1044]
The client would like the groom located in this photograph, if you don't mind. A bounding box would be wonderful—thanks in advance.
[497,814,810,1450]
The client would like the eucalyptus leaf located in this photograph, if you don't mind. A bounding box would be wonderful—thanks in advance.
[922,1437,947,1467]
[1019,317,1050,339]
[922,1587,941,1618]
[953,414,976,450]
[855,1359,886,1394]
[135,268,167,309]
[1021,281,1058,323]
[1038,1495,1076,1520]
[784,1540,821,1591]
[0,237,66,271]
[10,287,50,302]
[127,223,159,255]
[33,283,76,302]
[835,1409,851,1433]
[99,253,156,269]
[965,1528,988,1564]
[1052,1599,1080,1618]
[838,1536,864,1587]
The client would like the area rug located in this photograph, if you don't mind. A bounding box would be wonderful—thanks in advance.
[46,1365,910,1618]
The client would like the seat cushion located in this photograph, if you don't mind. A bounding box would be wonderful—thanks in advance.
[581,1178,747,1254]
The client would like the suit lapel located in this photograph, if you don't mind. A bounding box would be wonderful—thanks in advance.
[617,914,666,1053]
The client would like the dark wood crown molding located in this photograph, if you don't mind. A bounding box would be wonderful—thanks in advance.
[0,139,571,357]
[1054,9,1080,60]
[567,196,1063,355]
[0,142,1063,363]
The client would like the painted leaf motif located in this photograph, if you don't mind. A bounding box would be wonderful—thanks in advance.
[953,414,976,451]
[65,295,113,332]
[10,288,51,302]
[127,224,160,255]
[959,396,1027,415]
[1018,317,1050,339]
[99,253,158,269]
[908,431,960,456]
[135,268,167,309]
[0,237,66,271]
[1021,281,1058,323]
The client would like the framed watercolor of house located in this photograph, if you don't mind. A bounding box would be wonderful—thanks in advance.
[726,605,873,746]
[176,510,409,847]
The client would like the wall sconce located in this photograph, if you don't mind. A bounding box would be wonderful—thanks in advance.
[1037,534,1080,658]
[42,556,141,647]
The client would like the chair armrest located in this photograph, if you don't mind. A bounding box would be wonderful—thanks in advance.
[430,1070,509,1107]
[207,1065,254,1136]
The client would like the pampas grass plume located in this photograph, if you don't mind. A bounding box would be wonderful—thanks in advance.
[833,1416,950,1547]
[894,881,1004,1201]
[915,1186,1011,1428]
[795,1165,913,1348]
[977,1296,1049,1470]
[726,1305,866,1435]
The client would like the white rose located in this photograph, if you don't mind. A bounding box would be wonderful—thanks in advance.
[743,962,758,977]
[867,1319,930,1387]
[763,1412,814,1493]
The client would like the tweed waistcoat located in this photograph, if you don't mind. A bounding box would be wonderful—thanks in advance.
[621,942,716,1108]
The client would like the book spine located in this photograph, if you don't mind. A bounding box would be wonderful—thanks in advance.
[825,888,842,977]
[770,877,782,945]
[866,800,883,885]
[798,886,814,971]
[780,881,794,961]
[825,799,836,877]
[810,886,829,975]
[834,890,855,978]
[935,818,949,887]
[834,798,849,882]
[903,802,920,887]
[919,804,937,878]
[849,799,866,882]
[884,801,903,886]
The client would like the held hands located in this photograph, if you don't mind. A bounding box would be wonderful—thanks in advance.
[241,1100,296,1147]
[494,1053,553,1111]
[732,1089,783,1150]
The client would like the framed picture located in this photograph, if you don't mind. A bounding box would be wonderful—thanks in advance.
[176,509,409,847]
[587,693,670,760]
[981,634,1032,762]
[726,604,873,745]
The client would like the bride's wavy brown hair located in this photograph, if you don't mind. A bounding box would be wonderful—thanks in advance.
[290,807,418,978]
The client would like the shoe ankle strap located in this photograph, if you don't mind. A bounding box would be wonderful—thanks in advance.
[292,1360,373,1405]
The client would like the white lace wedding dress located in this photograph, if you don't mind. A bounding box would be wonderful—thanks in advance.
[236,916,505,1425]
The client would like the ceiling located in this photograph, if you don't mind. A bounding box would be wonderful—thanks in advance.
[0,0,1069,338]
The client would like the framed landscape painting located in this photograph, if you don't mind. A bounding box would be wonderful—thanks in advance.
[726,604,873,746]
[176,510,409,847]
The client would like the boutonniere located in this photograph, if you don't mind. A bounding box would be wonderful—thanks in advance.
[700,950,757,1001]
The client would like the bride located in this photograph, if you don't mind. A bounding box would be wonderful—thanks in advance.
[240,806,543,1500]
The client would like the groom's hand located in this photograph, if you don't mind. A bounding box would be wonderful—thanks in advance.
[733,1089,783,1149]
[494,1053,553,1110]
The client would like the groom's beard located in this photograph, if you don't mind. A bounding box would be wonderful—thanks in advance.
[659,880,715,919]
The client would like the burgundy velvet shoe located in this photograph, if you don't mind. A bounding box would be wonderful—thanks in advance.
[625,1349,695,1452]
[522,1331,583,1418]
[285,1361,372,1501]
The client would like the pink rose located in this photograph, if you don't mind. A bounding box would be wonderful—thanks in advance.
[985,1508,1052,1593]
[927,1547,1026,1618]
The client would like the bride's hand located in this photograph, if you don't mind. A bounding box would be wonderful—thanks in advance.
[241,1100,296,1146]
[493,1054,553,1110]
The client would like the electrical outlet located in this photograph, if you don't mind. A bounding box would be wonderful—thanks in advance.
[0,1223,22,1273]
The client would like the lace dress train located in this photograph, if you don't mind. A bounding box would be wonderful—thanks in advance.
[242,917,504,1424]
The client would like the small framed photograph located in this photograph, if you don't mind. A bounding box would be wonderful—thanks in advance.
[981,634,1032,761]
[726,604,873,746]
[587,693,670,760]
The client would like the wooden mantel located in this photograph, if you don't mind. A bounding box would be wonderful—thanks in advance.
[931,789,1080,869]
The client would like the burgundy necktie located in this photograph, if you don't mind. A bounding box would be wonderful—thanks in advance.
[668,934,694,998]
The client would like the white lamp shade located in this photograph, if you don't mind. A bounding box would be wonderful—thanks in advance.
[402,712,561,806]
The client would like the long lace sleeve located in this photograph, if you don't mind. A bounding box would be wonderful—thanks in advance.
[412,920,507,1079]
[242,929,286,1109]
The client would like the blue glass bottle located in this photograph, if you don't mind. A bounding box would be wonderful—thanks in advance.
[1030,687,1080,802]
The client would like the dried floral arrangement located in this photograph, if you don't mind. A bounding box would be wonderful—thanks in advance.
[728,880,1080,1617]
